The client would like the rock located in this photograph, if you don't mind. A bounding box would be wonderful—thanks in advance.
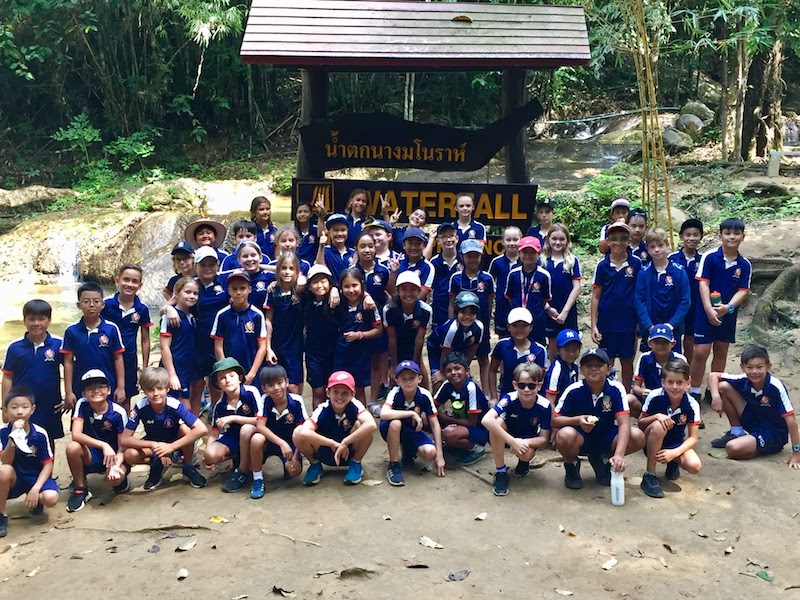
[597,130,643,145]
[681,101,715,126]
[661,127,693,153]
[0,186,79,212]
[676,114,705,141]
[655,206,690,235]
[136,183,173,211]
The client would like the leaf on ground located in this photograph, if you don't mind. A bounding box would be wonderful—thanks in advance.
[232,596,248,600]
[272,585,295,597]
[27,567,40,577]
[382,515,392,521]
[177,568,189,580]
[725,546,734,555]
[360,479,382,487]
[105,546,118,553]
[406,564,429,569]
[176,537,197,552]
[626,549,644,558]
[313,569,336,578]
[474,512,487,521]
[689,510,699,519]
[696,532,709,538]
[708,449,729,460]
[447,569,470,582]
[554,590,574,597]
[663,544,677,555]
[602,557,618,571]
[208,515,229,524]
[419,535,444,549]
[339,565,378,579]
[756,570,774,583]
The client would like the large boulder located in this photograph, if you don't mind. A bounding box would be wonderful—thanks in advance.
[661,127,693,153]
[0,186,79,212]
[597,130,643,145]
[675,114,705,141]
[681,101,715,126]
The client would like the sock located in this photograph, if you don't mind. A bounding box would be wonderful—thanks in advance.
[253,471,264,481]
[691,386,701,394]
[496,465,508,473]
[469,443,484,453]
[730,426,745,436]
[351,458,361,465]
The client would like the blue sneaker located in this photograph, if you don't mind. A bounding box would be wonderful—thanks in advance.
[303,462,323,486]
[250,478,266,499]
[386,462,405,486]
[343,461,363,485]
[457,448,485,466]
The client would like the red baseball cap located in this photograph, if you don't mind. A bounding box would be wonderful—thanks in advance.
[327,371,356,392]
[518,236,542,252]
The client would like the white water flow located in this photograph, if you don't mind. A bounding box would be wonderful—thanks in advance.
[57,236,79,287]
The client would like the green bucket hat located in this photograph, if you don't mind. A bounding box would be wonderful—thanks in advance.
[209,357,245,389]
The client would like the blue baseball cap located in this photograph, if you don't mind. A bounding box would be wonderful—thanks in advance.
[325,213,348,228]
[437,222,457,235]
[454,291,480,310]
[580,347,611,365]
[364,218,392,233]
[648,323,675,342]
[460,239,484,254]
[395,360,421,375]
[403,227,427,243]
[171,240,194,255]
[556,329,581,348]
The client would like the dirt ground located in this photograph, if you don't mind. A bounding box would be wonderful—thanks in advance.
[2,202,800,599]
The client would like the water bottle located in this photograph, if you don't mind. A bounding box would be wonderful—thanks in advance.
[610,469,625,506]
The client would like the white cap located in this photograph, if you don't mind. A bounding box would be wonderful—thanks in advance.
[194,246,219,264]
[611,198,631,210]
[396,271,422,288]
[507,307,533,325]
[307,264,333,281]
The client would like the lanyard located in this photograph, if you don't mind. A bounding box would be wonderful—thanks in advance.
[520,269,536,309]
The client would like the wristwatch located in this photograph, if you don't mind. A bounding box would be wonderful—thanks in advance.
[728,303,735,314]
[792,444,800,452]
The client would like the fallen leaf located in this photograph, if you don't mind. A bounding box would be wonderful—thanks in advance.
[602,557,618,571]
[148,545,160,553]
[659,557,668,568]
[714,537,727,542]
[696,532,709,539]
[381,515,392,521]
[725,546,734,555]
[447,569,470,582]
[746,557,769,569]
[272,585,295,597]
[663,544,676,555]
[177,568,189,580]
[232,596,248,600]
[689,510,699,519]
[360,479,382,487]
[406,564,429,569]
[176,537,197,552]
[792,512,798,519]
[554,590,574,597]
[756,570,774,583]
[451,15,473,23]
[339,565,378,579]
[314,569,336,578]
[69,555,83,560]
[626,549,644,559]
[708,449,729,459]
[27,567,40,578]
[208,515,229,524]
[785,584,800,590]
[726,485,736,495]
[419,535,444,550]
[105,546,118,553]
[474,512,487,521]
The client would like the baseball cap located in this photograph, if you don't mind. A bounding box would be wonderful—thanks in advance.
[171,240,194,255]
[194,246,219,264]
[580,348,611,365]
[327,371,356,392]
[184,218,226,247]
[536,198,554,209]
[518,236,542,252]
[396,271,422,288]
[364,218,392,233]
[80,369,110,390]
[648,323,675,342]
[460,239,484,254]
[307,264,333,282]
[454,291,480,310]
[395,360,421,375]
[610,198,631,210]
[606,221,630,235]
[556,329,581,348]
[209,357,245,389]
[507,307,533,325]
[403,227,427,243]
[436,222,457,235]
[325,213,348,228]
[225,269,251,286]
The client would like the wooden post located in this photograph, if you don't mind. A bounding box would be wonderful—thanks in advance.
[502,69,529,184]
[297,68,329,178]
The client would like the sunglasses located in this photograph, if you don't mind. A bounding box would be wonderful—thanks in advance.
[516,382,540,390]
[607,236,629,243]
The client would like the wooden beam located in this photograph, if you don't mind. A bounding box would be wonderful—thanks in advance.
[296,69,329,179]
[502,69,529,184]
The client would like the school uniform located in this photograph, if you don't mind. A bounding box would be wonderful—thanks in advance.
[592,252,643,359]
[256,224,279,260]
[633,350,689,393]
[398,257,435,291]
[303,296,339,389]
[693,247,752,345]
[504,266,552,345]
[220,269,272,312]
[296,224,320,265]
[333,300,382,388]
[165,274,182,297]
[195,276,230,377]
[426,318,484,373]
[634,262,691,351]
[721,372,794,454]
[448,269,495,357]
[526,225,547,247]
[375,248,404,269]
[380,386,437,456]
[267,257,311,276]
[555,379,630,455]
[261,392,308,458]
[641,389,701,449]
[210,384,263,454]
[2,332,64,439]
[382,300,432,364]
[159,309,196,397]
[433,377,489,446]
[668,248,703,336]
[488,254,521,336]
[346,214,366,248]
[544,356,579,399]
[493,391,552,439]
[308,398,367,465]
[456,219,486,244]
[356,261,391,355]
[491,338,548,395]
[219,253,270,272]
[264,289,304,385]
[630,240,650,265]
[323,245,355,283]
[101,293,153,399]
[210,304,268,377]
[61,318,125,398]
[126,396,198,442]
[429,253,461,328]
[391,225,408,253]
[72,397,127,473]
[542,256,581,336]
[0,423,59,498]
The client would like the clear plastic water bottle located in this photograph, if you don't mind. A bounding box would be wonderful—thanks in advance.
[610,469,625,506]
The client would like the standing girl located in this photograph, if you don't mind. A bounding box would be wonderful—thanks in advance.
[228,240,272,310]
[272,225,312,275]
[294,200,322,265]
[454,193,486,244]
[302,265,340,407]
[345,188,371,247]
[251,196,278,260]
[160,277,200,412]
[540,224,582,360]
[264,253,305,394]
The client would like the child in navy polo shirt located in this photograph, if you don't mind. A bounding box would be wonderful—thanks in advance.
[488,307,547,405]
[122,367,208,490]
[251,196,278,260]
[225,240,272,311]
[345,188,371,247]
[160,277,199,412]
[482,363,552,496]
[294,199,321,265]
[0,387,60,537]
[399,227,435,301]
[220,220,259,270]
[264,253,305,394]
[626,209,650,265]
[293,371,377,486]
[163,241,195,301]
[317,213,355,283]
[450,239,495,388]
[454,193,486,244]
[488,226,522,338]
[690,218,751,404]
[668,218,704,363]
[427,292,484,385]
[540,224,582,359]
[65,370,129,512]
[247,364,308,499]
[62,282,126,408]
[553,348,645,490]
[638,359,702,498]
[2,299,64,445]
[383,271,433,385]
[302,265,340,408]
[597,198,630,254]
[271,226,313,276]
[211,270,272,386]
[709,346,800,467]
[634,228,690,352]
[101,263,152,410]
[433,352,490,465]
[526,197,554,246]
[544,329,581,406]
[380,360,445,486]
[364,218,402,268]
[428,222,461,328]
[505,236,552,346]
[629,324,687,418]
[185,218,228,263]
[590,222,643,392]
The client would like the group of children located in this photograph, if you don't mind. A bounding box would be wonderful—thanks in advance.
[1,191,799,537]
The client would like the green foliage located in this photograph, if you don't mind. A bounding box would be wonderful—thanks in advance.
[584,163,641,203]
[105,130,159,171]
[51,113,101,166]
[73,160,123,206]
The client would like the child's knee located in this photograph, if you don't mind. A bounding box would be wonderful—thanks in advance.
[682,456,702,474]
[123,448,144,464]
[442,426,459,445]
[645,422,666,438]
[251,432,266,449]
[0,464,15,483]
[418,444,435,461]
[41,490,59,507]
[628,427,646,450]
[521,447,537,462]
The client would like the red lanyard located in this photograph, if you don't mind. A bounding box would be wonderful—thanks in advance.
[520,269,535,309]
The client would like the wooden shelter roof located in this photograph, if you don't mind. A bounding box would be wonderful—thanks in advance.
[240,0,590,70]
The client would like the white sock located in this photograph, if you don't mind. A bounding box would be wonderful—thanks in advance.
[253,471,264,481]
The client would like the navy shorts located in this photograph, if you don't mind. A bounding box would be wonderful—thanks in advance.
[578,426,618,456]
[744,426,786,455]
[599,332,636,359]
[693,309,736,345]
[193,351,216,380]
[315,444,353,467]
[85,447,108,475]
[466,425,489,447]
[426,339,443,373]
[123,352,140,399]
[306,352,334,389]
[263,440,295,462]
[276,351,303,385]
[372,330,389,354]
[379,420,434,454]
[506,420,540,440]
[334,355,370,388]
[684,304,696,335]
[476,329,491,358]
[9,474,59,500]
[544,310,579,338]
[214,432,240,455]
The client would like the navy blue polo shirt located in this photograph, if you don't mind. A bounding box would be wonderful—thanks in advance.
[641,389,701,447]
[398,257,435,290]
[2,332,64,438]
[592,253,643,333]
[630,240,650,265]
[0,423,53,481]
[195,276,230,350]
[433,378,489,419]
[491,338,548,395]
[456,219,486,244]
[257,224,279,260]
[489,254,521,331]
[101,293,152,358]
[493,391,552,438]
[634,261,691,332]
[73,397,127,451]
[696,247,752,304]
[430,253,462,327]
[126,396,198,442]
[335,301,381,355]
[346,214,366,248]
[448,270,495,327]
[555,380,630,440]
[323,245,355,283]
[634,350,688,391]
[159,309,196,389]
[61,318,125,397]
[429,318,483,353]
[669,248,703,324]
[526,225,547,247]
[210,304,267,374]
[265,289,304,355]
[383,386,437,428]
[543,257,582,313]
[296,224,320,265]
[303,297,339,358]
[382,300,432,362]
[267,257,311,277]
[545,355,579,397]
[221,269,273,311]
[356,262,391,313]
[210,384,263,438]
[721,372,794,434]
[504,266,552,322]
[262,392,308,444]
[309,398,367,442]
[391,225,408,253]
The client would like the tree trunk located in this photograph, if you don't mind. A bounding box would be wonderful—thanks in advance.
[720,42,729,160]
[758,38,784,155]
[502,68,529,184]
[296,69,329,179]
[731,38,748,162]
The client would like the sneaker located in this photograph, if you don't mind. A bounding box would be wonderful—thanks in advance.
[641,472,664,498]
[182,464,207,488]
[250,478,266,500]
[171,450,185,466]
[493,470,510,496]
[30,502,44,515]
[343,461,364,485]
[514,460,531,477]
[221,469,251,493]
[113,476,131,494]
[457,449,485,466]
[144,459,164,490]
[588,453,611,486]
[665,460,681,481]
[386,462,405,486]
[0,514,7,537]
[66,486,92,513]
[564,459,583,490]
[376,383,390,400]
[703,388,712,404]
[367,401,383,418]
[711,430,738,448]
[401,452,416,467]
[199,397,211,417]
[303,461,323,486]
